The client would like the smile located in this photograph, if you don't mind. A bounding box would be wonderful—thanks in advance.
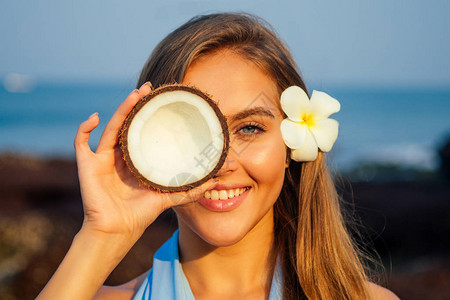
[198,186,251,212]
[203,187,250,200]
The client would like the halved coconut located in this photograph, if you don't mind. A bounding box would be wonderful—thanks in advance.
[120,84,229,192]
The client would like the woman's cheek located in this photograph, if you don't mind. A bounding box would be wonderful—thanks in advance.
[239,138,286,183]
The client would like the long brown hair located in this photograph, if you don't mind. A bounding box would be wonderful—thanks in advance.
[138,12,371,299]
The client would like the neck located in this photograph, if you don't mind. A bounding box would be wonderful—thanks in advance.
[178,209,276,298]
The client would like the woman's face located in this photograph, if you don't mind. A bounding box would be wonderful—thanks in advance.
[174,49,288,247]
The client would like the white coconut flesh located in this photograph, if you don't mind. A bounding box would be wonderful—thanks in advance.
[126,90,225,188]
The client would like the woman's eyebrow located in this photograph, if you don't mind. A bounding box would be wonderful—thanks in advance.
[227,107,275,123]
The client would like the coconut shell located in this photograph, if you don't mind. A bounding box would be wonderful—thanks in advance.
[120,83,229,192]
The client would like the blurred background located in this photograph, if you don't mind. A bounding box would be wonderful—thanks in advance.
[1,1,449,299]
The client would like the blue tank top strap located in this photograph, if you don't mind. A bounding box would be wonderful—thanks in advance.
[133,230,283,299]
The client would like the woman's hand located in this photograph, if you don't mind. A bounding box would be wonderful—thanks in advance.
[74,82,215,243]
[37,83,216,300]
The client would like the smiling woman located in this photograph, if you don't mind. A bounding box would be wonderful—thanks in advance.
[174,50,287,249]
[36,13,398,300]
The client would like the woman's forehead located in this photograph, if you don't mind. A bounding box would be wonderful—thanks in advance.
[183,50,281,116]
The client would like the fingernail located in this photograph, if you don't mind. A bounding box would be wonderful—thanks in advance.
[209,178,219,186]
[138,84,151,95]
[89,112,98,119]
[139,81,152,89]
[144,81,153,89]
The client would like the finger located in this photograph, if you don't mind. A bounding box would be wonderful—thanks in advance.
[96,82,153,153]
[137,81,153,96]
[165,178,219,207]
[74,112,99,160]
[132,178,218,229]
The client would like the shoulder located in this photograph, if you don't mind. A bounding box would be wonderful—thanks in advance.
[367,282,400,300]
[93,270,150,300]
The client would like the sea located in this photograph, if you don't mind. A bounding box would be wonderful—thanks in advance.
[1,81,449,174]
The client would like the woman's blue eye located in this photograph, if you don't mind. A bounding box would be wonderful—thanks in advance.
[238,124,265,136]
[242,126,257,134]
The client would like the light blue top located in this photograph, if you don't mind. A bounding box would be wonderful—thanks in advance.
[133,230,283,299]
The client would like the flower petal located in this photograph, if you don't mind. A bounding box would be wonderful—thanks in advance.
[280,86,310,122]
[290,129,318,162]
[309,118,339,152]
[309,90,341,120]
[280,119,307,149]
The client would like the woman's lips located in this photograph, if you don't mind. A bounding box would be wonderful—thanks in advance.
[197,186,250,212]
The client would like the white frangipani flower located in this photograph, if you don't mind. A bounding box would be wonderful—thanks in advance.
[280,86,340,162]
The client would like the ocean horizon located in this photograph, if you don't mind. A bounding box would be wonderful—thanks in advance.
[1,81,449,173]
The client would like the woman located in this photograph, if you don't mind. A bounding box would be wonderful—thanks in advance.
[38,13,398,299]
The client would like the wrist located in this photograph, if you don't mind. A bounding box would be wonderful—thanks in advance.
[75,225,139,261]
[37,224,138,300]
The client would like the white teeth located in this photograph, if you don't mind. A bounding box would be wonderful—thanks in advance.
[203,187,249,200]
[211,190,219,201]
[219,190,228,200]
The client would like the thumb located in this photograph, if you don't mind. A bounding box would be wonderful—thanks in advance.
[165,178,218,207]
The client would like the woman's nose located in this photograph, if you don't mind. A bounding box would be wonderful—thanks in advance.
[213,149,238,178]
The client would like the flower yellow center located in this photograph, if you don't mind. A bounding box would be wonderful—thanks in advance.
[299,113,315,127]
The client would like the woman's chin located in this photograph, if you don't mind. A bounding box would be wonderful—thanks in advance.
[192,225,251,248]
[202,234,246,248]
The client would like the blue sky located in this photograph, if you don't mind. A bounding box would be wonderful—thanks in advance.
[1,0,449,87]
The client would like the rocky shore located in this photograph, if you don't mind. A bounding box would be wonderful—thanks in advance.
[0,154,448,299]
